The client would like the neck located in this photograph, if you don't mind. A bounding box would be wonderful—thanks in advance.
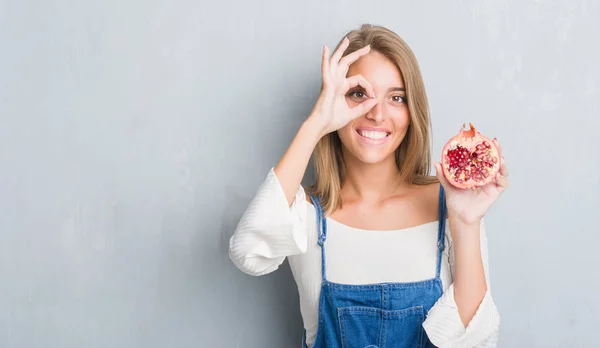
[341,152,406,204]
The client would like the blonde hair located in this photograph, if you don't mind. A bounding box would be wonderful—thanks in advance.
[308,23,437,215]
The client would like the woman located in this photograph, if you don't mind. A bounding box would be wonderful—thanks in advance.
[229,24,507,348]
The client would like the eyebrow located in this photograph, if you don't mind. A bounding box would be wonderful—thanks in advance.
[389,87,405,92]
[351,86,406,92]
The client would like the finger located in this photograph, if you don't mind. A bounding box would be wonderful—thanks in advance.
[338,44,371,76]
[499,160,509,177]
[495,172,509,189]
[492,138,508,177]
[492,138,503,154]
[345,74,375,98]
[493,138,504,164]
[349,98,378,119]
[321,45,331,86]
[329,37,350,74]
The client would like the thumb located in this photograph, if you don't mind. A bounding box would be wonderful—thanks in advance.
[434,162,452,191]
[350,98,378,119]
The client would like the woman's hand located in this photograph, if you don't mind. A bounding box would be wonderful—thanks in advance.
[308,37,379,137]
[434,138,510,226]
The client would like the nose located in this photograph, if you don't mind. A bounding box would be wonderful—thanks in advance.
[365,100,384,123]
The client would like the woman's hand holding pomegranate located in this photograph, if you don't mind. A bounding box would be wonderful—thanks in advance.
[434,125,510,226]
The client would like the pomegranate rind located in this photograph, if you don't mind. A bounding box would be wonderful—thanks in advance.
[441,123,501,189]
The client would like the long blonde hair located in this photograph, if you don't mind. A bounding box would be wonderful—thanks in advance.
[308,23,438,215]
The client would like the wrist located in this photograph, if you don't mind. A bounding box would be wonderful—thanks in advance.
[447,207,484,226]
[448,216,481,241]
[449,215,481,227]
[303,115,328,140]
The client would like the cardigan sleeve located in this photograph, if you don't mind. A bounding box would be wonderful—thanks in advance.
[228,168,309,276]
[422,220,501,347]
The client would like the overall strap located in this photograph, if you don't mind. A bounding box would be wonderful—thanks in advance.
[436,184,447,278]
[309,194,328,282]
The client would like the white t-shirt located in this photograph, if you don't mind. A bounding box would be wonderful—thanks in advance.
[229,168,500,347]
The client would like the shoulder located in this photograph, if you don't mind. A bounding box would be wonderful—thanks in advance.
[412,180,442,204]
[404,181,443,223]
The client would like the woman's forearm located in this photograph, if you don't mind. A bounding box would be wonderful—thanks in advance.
[274,116,324,206]
[449,217,488,327]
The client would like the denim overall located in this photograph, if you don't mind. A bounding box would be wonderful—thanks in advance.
[302,185,447,348]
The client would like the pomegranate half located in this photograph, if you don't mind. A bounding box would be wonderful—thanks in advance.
[441,123,501,189]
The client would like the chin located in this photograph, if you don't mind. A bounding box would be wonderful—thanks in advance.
[349,148,395,165]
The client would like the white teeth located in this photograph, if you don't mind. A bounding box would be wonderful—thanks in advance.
[359,130,388,139]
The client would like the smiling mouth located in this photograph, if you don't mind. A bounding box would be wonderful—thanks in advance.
[356,130,390,140]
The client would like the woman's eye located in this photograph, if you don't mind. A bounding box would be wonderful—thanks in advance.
[349,91,366,99]
[392,95,405,103]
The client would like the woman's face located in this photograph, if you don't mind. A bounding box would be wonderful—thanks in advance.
[337,51,410,165]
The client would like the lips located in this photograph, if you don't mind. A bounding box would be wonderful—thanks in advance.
[357,130,389,140]
[355,128,391,145]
